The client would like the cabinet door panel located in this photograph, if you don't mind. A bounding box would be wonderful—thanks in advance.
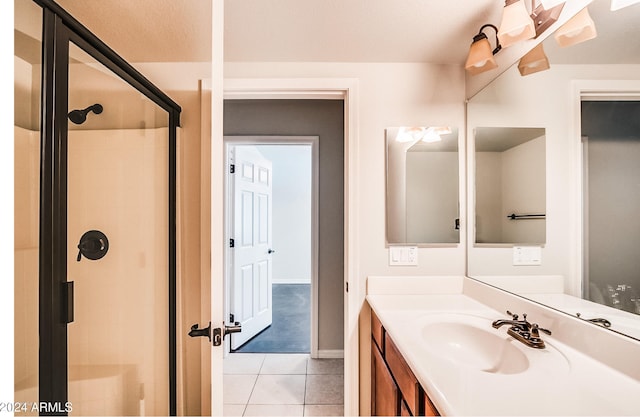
[401,399,412,416]
[371,310,384,353]
[385,333,422,416]
[424,392,440,416]
[371,339,399,416]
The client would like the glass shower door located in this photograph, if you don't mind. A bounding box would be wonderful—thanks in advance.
[65,42,170,416]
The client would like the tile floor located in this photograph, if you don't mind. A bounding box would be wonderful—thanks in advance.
[223,353,344,417]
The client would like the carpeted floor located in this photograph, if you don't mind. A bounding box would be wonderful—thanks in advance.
[232,283,310,353]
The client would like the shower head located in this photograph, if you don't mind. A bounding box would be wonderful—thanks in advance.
[68,103,103,125]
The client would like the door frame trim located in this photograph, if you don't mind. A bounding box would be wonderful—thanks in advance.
[214,77,360,416]
[224,137,320,356]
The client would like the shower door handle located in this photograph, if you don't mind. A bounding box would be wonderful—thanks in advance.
[64,281,74,324]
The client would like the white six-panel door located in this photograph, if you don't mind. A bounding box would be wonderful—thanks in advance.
[230,146,273,349]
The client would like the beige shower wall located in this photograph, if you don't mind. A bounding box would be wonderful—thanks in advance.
[67,127,169,415]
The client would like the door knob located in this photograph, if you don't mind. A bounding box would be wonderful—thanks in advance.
[268,248,275,254]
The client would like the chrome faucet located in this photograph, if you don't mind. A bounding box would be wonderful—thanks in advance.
[492,311,551,349]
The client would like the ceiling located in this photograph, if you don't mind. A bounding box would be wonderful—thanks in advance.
[39,0,640,65]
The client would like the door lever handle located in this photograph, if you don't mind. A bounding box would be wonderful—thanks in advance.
[190,322,242,346]
[189,322,211,342]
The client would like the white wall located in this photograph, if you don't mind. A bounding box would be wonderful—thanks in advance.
[257,145,312,284]
[502,136,545,243]
[475,152,503,243]
[467,63,640,294]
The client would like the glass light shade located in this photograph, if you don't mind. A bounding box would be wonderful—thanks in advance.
[498,0,536,47]
[539,0,566,9]
[610,0,640,10]
[518,43,550,76]
[554,7,597,47]
[465,37,498,75]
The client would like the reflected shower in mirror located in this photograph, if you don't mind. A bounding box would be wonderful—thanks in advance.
[386,127,460,245]
[474,127,546,245]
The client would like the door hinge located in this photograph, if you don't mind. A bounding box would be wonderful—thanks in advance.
[230,164,235,174]
[230,238,235,248]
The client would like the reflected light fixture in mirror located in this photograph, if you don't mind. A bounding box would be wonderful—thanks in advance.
[518,43,550,76]
[395,126,451,143]
[465,24,502,76]
[554,6,598,47]
[610,0,640,10]
[530,0,565,37]
[498,0,536,47]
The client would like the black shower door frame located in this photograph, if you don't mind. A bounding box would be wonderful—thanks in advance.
[35,0,181,415]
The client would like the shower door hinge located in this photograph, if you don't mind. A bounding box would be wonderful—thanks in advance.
[230,238,235,248]
[230,164,235,174]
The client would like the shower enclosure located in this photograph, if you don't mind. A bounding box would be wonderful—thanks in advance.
[15,0,181,415]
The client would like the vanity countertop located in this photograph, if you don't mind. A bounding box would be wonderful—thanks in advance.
[367,291,640,416]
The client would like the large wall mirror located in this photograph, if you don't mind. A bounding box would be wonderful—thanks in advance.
[475,127,546,244]
[386,126,460,245]
[467,1,640,341]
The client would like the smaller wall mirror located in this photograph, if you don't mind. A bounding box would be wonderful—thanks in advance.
[386,126,460,245]
[474,127,546,244]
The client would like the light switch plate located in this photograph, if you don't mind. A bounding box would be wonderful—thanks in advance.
[389,246,418,266]
[513,246,542,266]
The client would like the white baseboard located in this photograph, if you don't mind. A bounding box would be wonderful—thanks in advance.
[317,349,344,359]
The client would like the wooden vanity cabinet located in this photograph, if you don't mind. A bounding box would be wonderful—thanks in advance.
[371,311,440,416]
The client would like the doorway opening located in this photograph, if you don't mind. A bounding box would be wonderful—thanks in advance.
[224,139,318,354]
[215,91,354,415]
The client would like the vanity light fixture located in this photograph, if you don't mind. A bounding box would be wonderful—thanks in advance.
[498,0,536,47]
[518,43,550,76]
[610,0,640,10]
[554,6,597,47]
[465,24,502,76]
[530,0,565,38]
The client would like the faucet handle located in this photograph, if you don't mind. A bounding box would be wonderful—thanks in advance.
[531,323,551,336]
[506,310,519,320]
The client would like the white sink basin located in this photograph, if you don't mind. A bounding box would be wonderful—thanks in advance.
[422,320,529,374]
